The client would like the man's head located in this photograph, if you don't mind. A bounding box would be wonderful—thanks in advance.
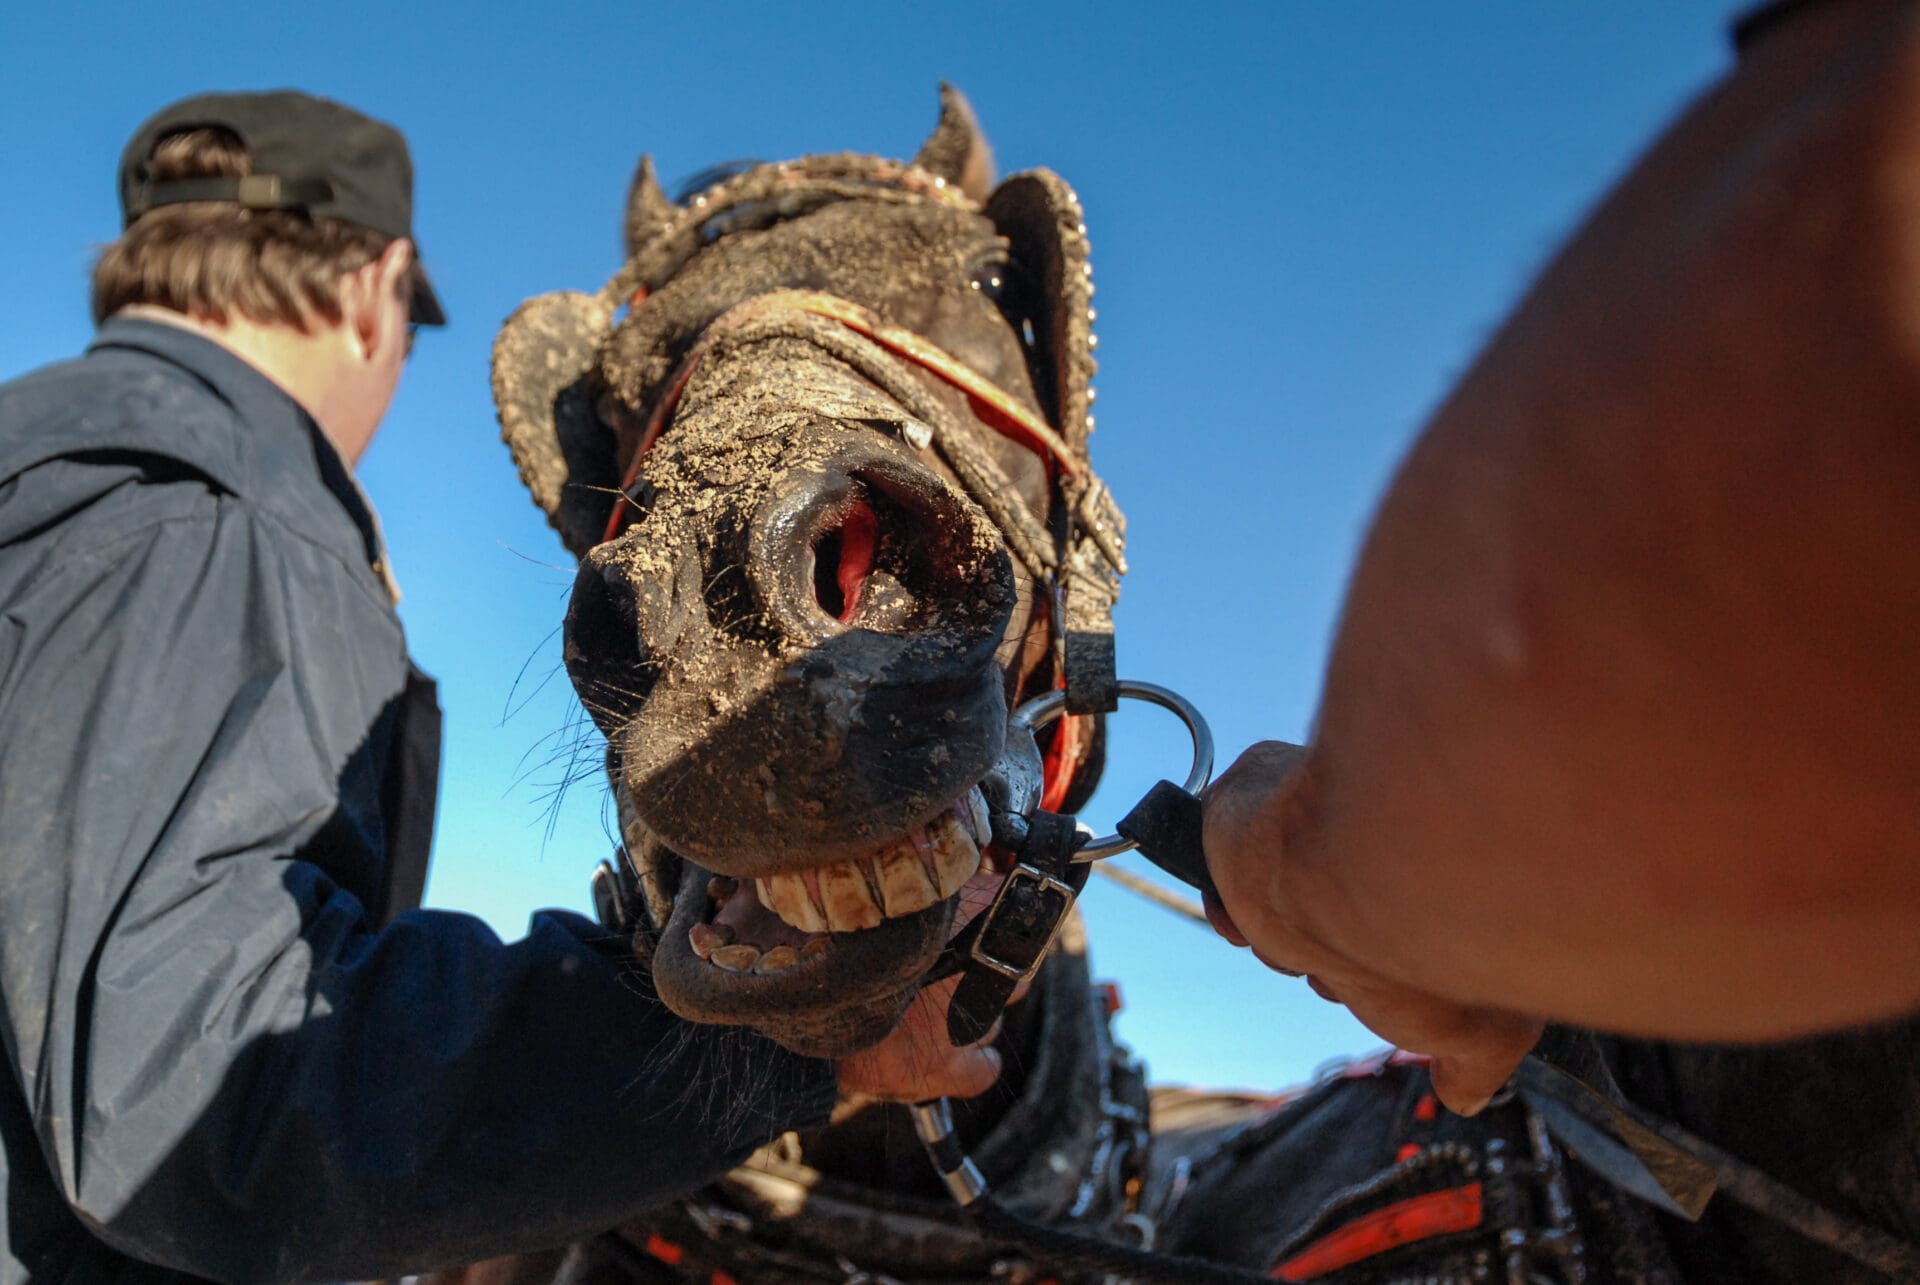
[95,91,445,461]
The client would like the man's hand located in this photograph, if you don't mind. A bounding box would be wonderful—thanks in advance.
[1202,741,1543,1115]
[836,974,1004,1102]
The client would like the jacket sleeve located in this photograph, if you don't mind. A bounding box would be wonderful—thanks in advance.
[0,480,837,1283]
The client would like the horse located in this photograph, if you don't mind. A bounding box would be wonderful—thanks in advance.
[441,88,1920,1284]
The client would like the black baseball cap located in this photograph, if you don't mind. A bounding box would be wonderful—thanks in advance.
[118,90,446,326]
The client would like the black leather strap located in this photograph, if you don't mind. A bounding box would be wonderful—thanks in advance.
[127,174,336,218]
[1115,780,1218,902]
[946,811,1089,1045]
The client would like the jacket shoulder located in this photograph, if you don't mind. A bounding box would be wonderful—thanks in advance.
[0,348,249,496]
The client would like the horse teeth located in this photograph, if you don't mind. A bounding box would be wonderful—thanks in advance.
[801,935,831,959]
[873,840,939,917]
[756,874,828,934]
[928,812,983,897]
[752,793,991,935]
[961,787,992,847]
[688,922,733,960]
[818,859,885,932]
[709,944,760,972]
[754,945,799,974]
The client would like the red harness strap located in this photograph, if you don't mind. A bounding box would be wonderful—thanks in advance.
[1039,696,1089,812]
[1268,1183,1485,1281]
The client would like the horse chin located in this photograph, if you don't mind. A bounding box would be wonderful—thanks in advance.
[638,727,1039,1058]
[650,847,967,1059]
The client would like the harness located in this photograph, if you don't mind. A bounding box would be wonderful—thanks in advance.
[517,150,1920,1284]
[552,151,1264,1282]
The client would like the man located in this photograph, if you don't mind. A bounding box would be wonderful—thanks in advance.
[0,91,998,1284]
[1201,0,1920,1113]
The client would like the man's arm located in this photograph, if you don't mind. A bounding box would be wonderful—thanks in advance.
[1204,0,1920,1107]
[0,477,840,1283]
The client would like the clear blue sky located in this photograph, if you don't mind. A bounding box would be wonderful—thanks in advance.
[2,3,1751,1091]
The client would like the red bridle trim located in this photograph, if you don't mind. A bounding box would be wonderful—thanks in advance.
[1269,1183,1485,1281]
[600,289,1078,545]
[1039,700,1090,814]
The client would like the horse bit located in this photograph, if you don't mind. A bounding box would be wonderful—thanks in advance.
[911,679,1220,1210]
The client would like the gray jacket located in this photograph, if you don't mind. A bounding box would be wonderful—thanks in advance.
[0,318,833,1284]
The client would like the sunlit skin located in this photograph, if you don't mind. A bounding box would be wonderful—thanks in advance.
[118,237,415,466]
[1203,0,1920,1113]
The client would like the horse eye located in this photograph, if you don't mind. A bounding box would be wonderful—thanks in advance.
[970,266,1010,302]
[970,257,1039,350]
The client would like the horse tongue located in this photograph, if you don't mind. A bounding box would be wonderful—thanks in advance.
[833,499,878,622]
[713,880,814,950]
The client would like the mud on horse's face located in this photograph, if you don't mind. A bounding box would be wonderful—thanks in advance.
[491,87,1121,1057]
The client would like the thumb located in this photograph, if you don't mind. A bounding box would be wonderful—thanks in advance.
[940,1044,1004,1100]
[1427,1012,1544,1115]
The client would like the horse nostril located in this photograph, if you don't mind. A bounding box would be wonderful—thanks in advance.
[812,499,878,624]
[565,558,656,736]
[756,454,1013,648]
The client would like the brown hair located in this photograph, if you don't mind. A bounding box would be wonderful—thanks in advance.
[92,127,421,329]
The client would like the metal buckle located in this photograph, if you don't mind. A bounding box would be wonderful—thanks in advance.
[968,861,1076,981]
[235,175,285,208]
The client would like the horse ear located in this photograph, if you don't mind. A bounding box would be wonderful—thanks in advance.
[989,168,1126,716]
[625,155,679,259]
[986,168,1097,463]
[491,290,621,559]
[914,83,995,202]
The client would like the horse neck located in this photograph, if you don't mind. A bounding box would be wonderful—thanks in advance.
[1596,1014,1920,1279]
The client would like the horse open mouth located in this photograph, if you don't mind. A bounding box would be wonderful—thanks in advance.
[722,787,989,948]
[647,784,1018,1057]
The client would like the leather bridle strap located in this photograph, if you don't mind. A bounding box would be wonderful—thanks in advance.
[601,288,1078,544]
[599,285,1111,802]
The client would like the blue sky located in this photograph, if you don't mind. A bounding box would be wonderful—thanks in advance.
[2,3,1751,1091]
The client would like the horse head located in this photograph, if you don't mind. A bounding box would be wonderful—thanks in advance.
[492,86,1124,1059]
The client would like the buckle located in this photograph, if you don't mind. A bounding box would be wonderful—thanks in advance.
[968,861,1076,983]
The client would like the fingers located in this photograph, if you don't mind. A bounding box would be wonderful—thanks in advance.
[1199,741,1316,961]
[1201,890,1250,947]
[936,1043,1004,1100]
[1299,970,1542,1116]
[838,1040,1002,1102]
[835,975,1009,1102]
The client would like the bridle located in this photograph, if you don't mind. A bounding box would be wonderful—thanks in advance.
[519,142,1920,1285]
[573,156,1294,1284]
[601,289,1080,545]
[590,158,1127,811]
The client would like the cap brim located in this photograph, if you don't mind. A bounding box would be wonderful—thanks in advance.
[410,268,448,327]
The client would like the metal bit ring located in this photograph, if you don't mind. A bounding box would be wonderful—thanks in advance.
[1011,680,1215,861]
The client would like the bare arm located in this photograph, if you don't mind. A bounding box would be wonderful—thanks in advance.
[1206,0,1920,1107]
